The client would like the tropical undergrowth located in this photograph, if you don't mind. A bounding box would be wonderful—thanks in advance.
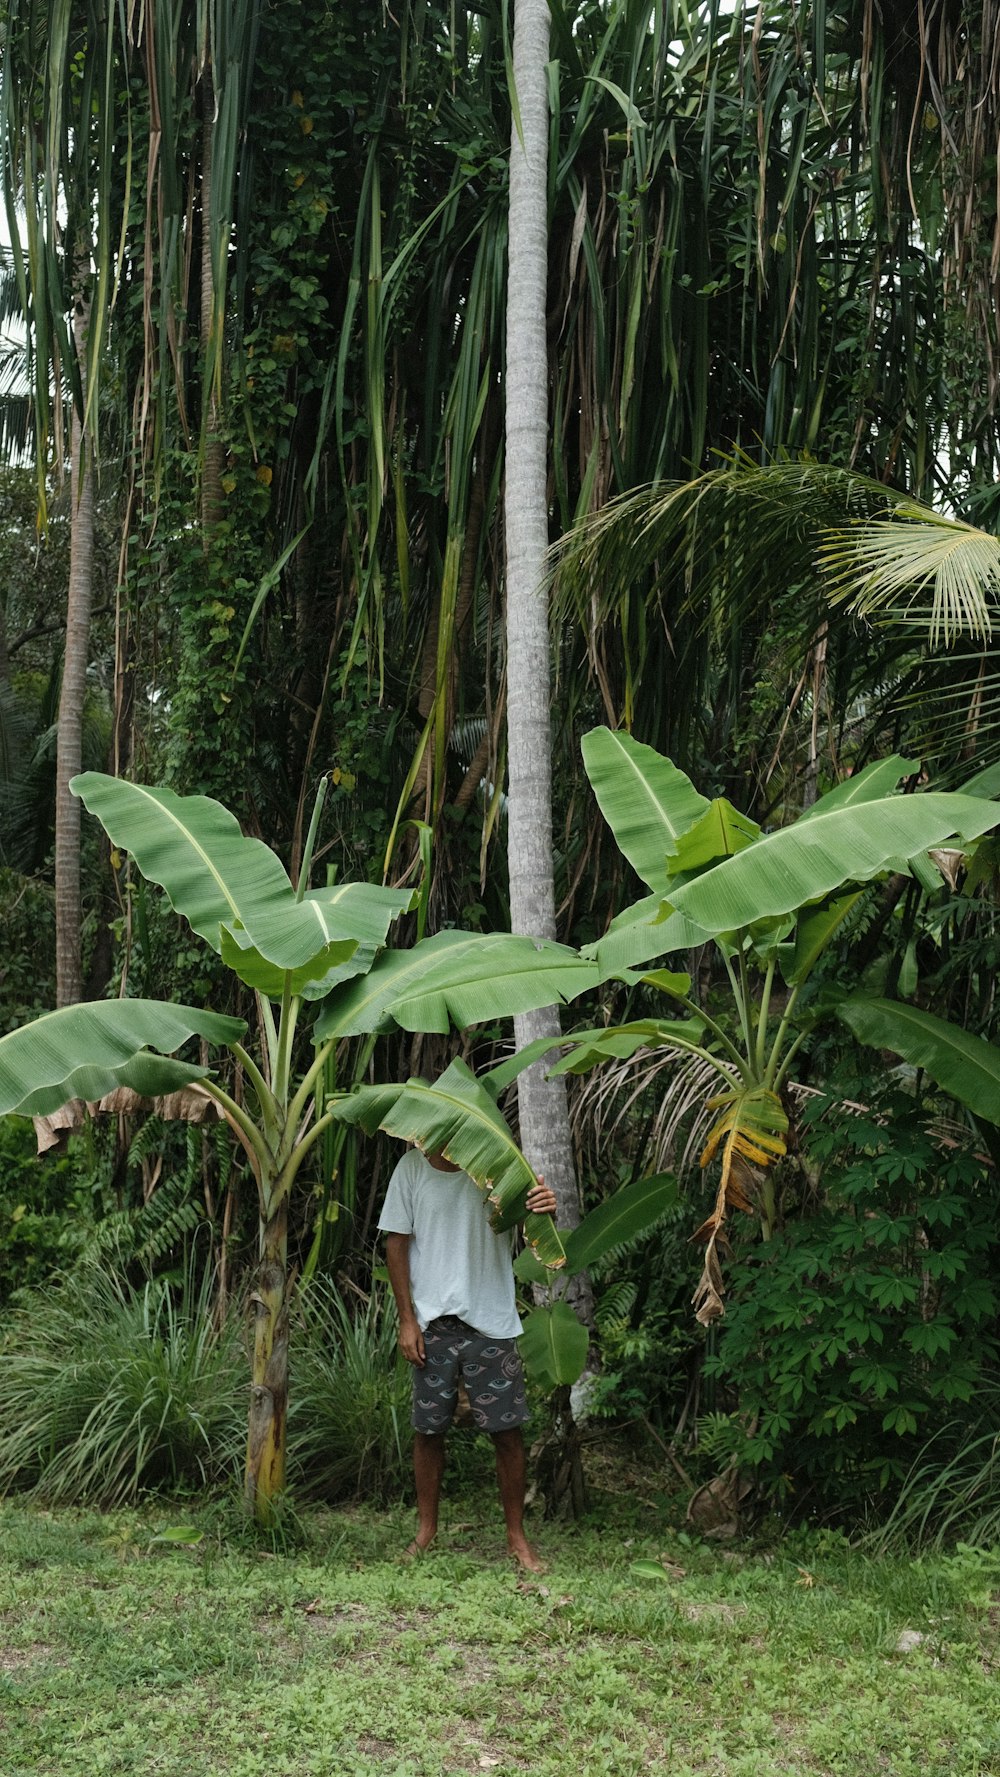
[704,1086,1000,1526]
[0,1254,425,1508]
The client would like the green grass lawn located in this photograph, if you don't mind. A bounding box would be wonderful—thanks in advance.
[1,1473,998,1777]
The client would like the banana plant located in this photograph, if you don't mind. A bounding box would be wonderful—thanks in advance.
[506,729,1000,1324]
[0,773,602,1521]
[510,1169,679,1389]
[837,998,1000,1131]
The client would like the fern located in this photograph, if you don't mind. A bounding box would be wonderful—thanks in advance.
[595,1279,638,1335]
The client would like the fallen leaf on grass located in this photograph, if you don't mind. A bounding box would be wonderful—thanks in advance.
[795,1567,815,1588]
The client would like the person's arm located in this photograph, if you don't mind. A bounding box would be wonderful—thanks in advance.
[385,1232,425,1366]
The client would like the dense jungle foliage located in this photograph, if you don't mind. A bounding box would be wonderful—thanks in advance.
[2,0,1000,1546]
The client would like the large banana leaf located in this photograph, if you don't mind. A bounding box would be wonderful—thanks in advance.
[315,930,603,1038]
[785,892,864,984]
[584,899,709,977]
[519,1301,589,1389]
[72,774,296,954]
[512,1167,678,1285]
[0,1001,246,1118]
[797,754,919,822]
[667,793,1000,938]
[580,728,708,891]
[562,1170,679,1274]
[220,885,413,999]
[959,761,1000,799]
[838,998,1000,1126]
[665,799,759,876]
[72,775,409,982]
[330,1060,565,1267]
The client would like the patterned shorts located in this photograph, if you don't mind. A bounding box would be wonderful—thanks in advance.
[412,1315,528,1435]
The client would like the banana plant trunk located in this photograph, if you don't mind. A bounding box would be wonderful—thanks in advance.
[245,1189,290,1520]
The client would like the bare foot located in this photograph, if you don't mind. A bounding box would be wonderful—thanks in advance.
[508,1538,546,1574]
[402,1530,436,1559]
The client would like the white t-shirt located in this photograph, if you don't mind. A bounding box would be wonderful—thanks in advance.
[378,1148,523,1339]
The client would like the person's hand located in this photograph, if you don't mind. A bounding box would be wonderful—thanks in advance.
[525,1175,558,1218]
[399,1314,426,1367]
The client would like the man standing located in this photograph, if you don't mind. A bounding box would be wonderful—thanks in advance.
[380,1143,556,1571]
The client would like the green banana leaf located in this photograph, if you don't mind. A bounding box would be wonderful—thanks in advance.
[546,1019,706,1076]
[797,754,919,821]
[585,899,709,977]
[519,1300,589,1389]
[580,728,709,891]
[0,1001,246,1118]
[515,1165,682,1279]
[315,930,603,1039]
[665,799,759,876]
[220,885,413,1000]
[72,775,411,982]
[838,998,1000,1126]
[785,892,863,984]
[959,761,1000,799]
[562,1170,679,1274]
[667,793,999,939]
[329,1059,565,1267]
[481,1034,576,1098]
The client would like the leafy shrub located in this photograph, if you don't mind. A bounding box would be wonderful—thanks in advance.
[0,1117,93,1304]
[0,1252,246,1504]
[707,1090,1000,1518]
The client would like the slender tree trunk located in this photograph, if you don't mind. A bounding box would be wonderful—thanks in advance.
[503,0,584,1246]
[245,1189,289,1520]
[200,67,223,540]
[55,272,96,1008]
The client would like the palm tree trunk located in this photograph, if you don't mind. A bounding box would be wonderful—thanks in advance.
[504,0,581,1228]
[55,269,96,1008]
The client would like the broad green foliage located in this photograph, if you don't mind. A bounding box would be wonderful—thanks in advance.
[708,1094,1000,1508]
[0,1002,247,1119]
[0,772,588,1513]
[839,999,1000,1128]
[580,729,709,889]
[512,1170,679,1387]
[519,1300,589,1391]
[518,729,1000,1321]
[315,929,603,1039]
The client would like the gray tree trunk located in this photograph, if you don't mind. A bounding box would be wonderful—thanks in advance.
[55,272,96,1008]
[503,0,589,1309]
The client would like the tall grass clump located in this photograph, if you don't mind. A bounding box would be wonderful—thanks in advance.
[866,1383,1000,1554]
[0,1253,245,1504]
[288,1280,412,1502]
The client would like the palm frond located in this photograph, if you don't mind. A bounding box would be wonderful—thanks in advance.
[823,507,1000,648]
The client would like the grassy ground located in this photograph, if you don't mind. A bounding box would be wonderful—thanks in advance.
[1,1461,999,1777]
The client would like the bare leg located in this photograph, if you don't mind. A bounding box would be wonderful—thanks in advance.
[409,1431,445,1553]
[492,1428,545,1572]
